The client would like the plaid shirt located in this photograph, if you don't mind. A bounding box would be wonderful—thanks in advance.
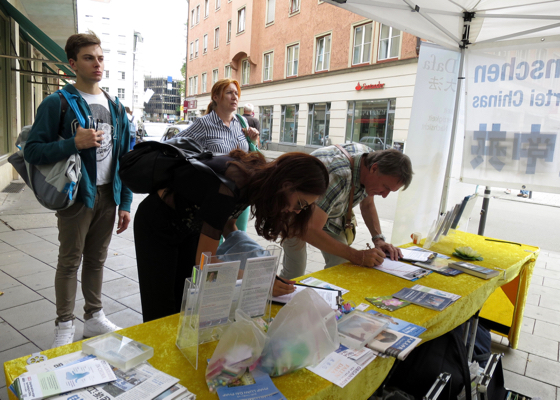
[311,143,372,235]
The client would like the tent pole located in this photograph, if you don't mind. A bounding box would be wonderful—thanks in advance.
[438,46,465,215]
[478,186,491,235]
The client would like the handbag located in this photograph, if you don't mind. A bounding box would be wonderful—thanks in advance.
[236,114,260,152]
[335,145,357,245]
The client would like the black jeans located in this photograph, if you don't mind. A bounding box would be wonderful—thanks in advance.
[134,193,199,322]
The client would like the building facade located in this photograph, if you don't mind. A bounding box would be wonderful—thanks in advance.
[185,0,419,152]
[144,76,182,122]
[0,0,77,191]
[77,0,145,118]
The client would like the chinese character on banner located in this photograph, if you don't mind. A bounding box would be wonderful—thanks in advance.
[428,77,443,90]
[513,124,557,175]
[470,123,507,171]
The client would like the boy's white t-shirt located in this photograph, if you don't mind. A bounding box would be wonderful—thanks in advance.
[77,89,113,185]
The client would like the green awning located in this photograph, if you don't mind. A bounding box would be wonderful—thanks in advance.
[0,0,75,78]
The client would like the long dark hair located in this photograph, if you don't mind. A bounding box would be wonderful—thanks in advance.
[228,150,329,242]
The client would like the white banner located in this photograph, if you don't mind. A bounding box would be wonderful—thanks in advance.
[392,43,461,245]
[462,40,560,193]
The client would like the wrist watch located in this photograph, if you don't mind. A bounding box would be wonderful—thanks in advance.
[372,234,386,242]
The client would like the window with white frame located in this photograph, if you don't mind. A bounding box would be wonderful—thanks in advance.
[212,69,219,85]
[290,0,300,13]
[195,39,199,57]
[227,20,232,43]
[205,0,209,17]
[238,7,245,33]
[118,88,125,99]
[193,75,198,94]
[241,59,250,85]
[202,73,207,93]
[105,70,110,78]
[263,52,273,81]
[102,86,109,93]
[315,34,331,72]
[191,9,195,27]
[214,27,219,48]
[188,77,193,95]
[203,34,208,53]
[352,23,373,65]
[190,42,194,59]
[196,5,200,23]
[286,44,299,77]
[266,0,275,24]
[216,0,220,9]
[119,71,125,80]
[225,64,231,78]
[378,24,400,60]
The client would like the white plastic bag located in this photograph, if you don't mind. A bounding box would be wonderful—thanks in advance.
[205,309,267,391]
[259,288,339,376]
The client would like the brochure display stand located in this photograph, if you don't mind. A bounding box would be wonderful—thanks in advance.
[176,245,282,369]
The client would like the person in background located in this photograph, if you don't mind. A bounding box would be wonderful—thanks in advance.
[177,79,259,233]
[281,146,413,280]
[242,103,261,134]
[134,150,329,322]
[125,107,137,150]
[24,32,132,348]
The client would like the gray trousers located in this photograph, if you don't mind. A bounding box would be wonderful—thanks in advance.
[55,184,116,323]
[280,229,349,279]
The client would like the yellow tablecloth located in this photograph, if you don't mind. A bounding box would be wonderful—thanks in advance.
[4,231,537,400]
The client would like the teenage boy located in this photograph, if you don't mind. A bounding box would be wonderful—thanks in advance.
[24,32,133,348]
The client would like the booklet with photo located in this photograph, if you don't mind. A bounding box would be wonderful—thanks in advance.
[366,328,422,361]
[216,368,286,400]
[449,261,500,279]
[367,310,426,337]
[411,284,462,302]
[413,258,463,276]
[337,311,389,349]
[393,287,454,311]
[374,258,431,281]
[366,295,411,312]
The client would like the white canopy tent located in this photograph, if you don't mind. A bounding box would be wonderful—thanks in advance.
[325,0,560,244]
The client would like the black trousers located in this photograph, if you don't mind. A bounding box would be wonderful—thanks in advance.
[134,193,199,322]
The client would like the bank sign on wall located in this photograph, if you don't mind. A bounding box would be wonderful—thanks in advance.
[462,41,560,193]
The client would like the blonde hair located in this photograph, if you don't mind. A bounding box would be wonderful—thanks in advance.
[205,78,241,115]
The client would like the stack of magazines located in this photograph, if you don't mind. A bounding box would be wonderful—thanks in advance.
[10,350,195,400]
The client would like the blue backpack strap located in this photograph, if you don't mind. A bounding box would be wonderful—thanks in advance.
[57,89,86,128]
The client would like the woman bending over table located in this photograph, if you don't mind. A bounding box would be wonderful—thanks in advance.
[134,150,329,322]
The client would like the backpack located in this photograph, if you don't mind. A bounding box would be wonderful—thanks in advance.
[8,93,82,211]
[129,115,136,137]
[118,136,236,194]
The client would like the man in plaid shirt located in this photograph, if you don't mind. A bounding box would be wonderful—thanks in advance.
[280,144,413,279]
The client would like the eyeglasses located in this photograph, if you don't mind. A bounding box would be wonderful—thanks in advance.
[295,192,310,211]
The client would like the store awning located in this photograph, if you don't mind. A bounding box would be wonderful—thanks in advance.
[0,0,75,78]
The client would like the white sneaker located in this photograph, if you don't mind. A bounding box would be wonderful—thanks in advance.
[51,321,75,348]
[83,310,121,338]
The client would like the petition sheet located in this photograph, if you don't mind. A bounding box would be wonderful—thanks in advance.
[199,260,240,328]
[237,256,277,317]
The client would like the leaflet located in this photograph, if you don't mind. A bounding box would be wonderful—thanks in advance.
[13,359,116,400]
[306,344,376,388]
[374,258,431,281]
[411,284,462,302]
[298,277,349,295]
[216,368,285,400]
[271,285,339,309]
[367,328,422,361]
[237,256,277,317]
[47,362,180,400]
[367,310,426,337]
[199,260,241,328]
[26,351,96,374]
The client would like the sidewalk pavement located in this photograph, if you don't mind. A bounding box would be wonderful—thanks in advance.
[1,179,560,399]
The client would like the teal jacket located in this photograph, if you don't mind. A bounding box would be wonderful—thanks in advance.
[24,84,133,212]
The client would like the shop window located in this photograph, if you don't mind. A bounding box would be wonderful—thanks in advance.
[259,106,273,143]
[378,24,400,60]
[315,35,331,72]
[212,69,219,85]
[286,44,299,77]
[307,103,330,146]
[241,60,250,85]
[266,0,275,24]
[280,104,298,143]
[352,23,373,65]
[345,99,395,149]
[238,7,246,33]
[263,52,273,81]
